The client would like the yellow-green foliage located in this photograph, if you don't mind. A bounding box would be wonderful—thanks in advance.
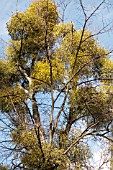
[57,29,107,74]
[69,86,110,124]
[7,0,58,52]
[11,128,68,170]
[0,87,26,113]
[1,0,113,169]
[32,58,65,89]
[0,59,16,77]
[53,22,73,38]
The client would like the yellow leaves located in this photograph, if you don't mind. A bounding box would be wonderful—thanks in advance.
[0,86,26,113]
[32,58,65,89]
[11,127,67,169]
[6,40,21,59]
[53,22,72,39]
[7,12,26,40]
[6,0,58,69]
[56,30,96,72]
[96,46,108,56]
[34,61,50,81]
[0,59,16,75]
[12,127,47,150]
[26,0,58,24]
[100,58,113,85]
[7,0,58,40]
[102,58,113,71]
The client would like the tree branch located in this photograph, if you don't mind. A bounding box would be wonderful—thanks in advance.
[64,122,99,154]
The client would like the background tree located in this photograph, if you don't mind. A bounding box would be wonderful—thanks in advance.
[0,0,113,169]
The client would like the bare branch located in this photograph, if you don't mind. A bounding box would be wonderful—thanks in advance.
[64,122,99,154]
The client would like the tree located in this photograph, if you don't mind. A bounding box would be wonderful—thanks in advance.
[0,0,113,169]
